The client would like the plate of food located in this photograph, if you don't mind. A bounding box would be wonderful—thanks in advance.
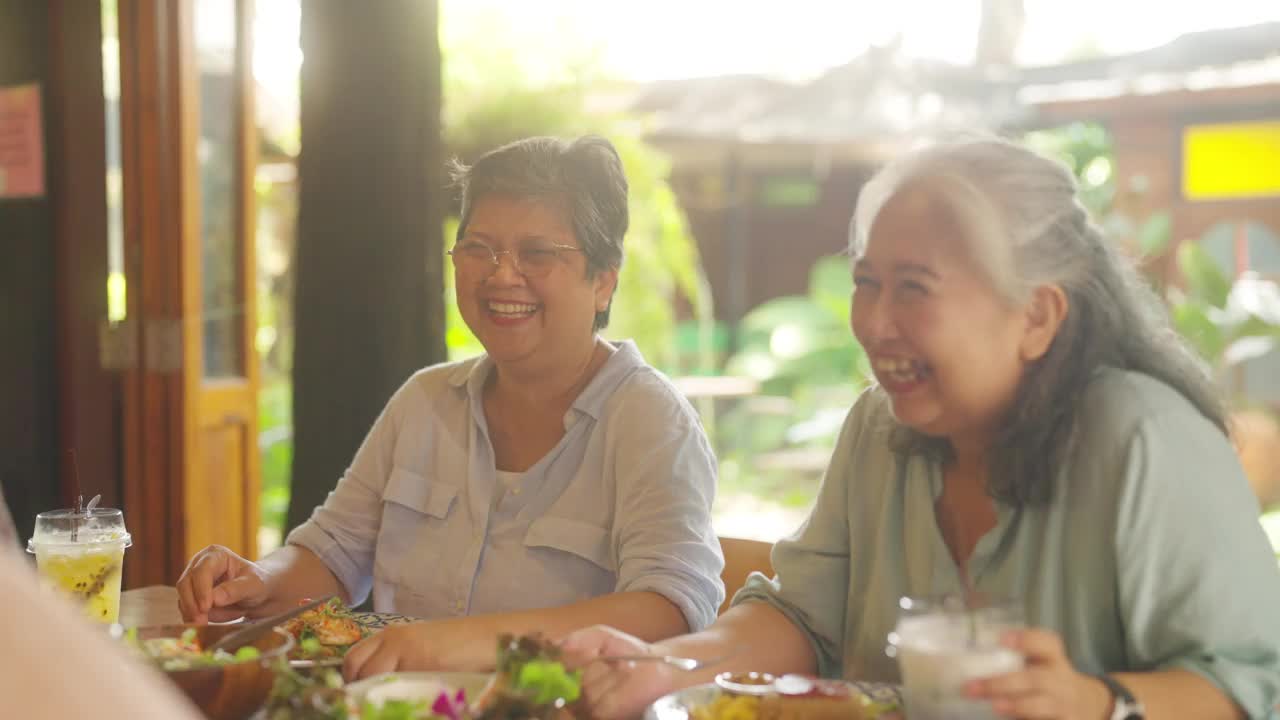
[266,632,584,720]
[646,672,902,720]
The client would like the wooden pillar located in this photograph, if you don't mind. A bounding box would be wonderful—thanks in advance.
[48,0,122,516]
[288,0,446,530]
[0,0,60,550]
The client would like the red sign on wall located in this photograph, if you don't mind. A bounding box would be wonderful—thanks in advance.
[0,84,46,199]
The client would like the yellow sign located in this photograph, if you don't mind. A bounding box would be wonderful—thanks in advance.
[1183,121,1280,200]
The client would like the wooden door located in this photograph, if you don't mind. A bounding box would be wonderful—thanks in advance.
[117,0,258,586]
[179,0,260,561]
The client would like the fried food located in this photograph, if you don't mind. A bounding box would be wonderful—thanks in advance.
[280,597,366,660]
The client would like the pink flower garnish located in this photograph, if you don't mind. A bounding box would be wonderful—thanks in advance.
[431,688,467,720]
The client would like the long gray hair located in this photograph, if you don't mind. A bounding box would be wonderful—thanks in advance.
[450,135,629,330]
[850,135,1228,506]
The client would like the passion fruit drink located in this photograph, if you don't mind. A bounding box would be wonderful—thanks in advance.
[28,508,132,623]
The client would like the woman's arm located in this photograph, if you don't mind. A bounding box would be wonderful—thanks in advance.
[3,550,204,720]
[558,603,817,720]
[605,374,726,631]
[643,601,820,681]
[1114,670,1244,720]
[256,544,349,602]
[0,489,17,548]
[971,628,1243,720]
[344,588,692,678]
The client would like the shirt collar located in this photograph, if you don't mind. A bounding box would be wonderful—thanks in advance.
[446,340,648,422]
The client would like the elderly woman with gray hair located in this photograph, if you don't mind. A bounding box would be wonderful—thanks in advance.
[174,135,724,678]
[564,137,1280,720]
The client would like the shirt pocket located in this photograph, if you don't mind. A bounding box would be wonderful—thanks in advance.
[519,517,617,604]
[374,467,459,593]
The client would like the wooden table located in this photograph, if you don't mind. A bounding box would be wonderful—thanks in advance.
[120,585,183,626]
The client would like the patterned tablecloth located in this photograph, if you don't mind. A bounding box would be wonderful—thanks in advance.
[349,610,415,631]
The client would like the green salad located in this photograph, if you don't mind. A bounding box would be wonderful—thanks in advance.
[124,627,262,671]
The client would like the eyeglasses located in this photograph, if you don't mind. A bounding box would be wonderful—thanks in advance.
[447,240,585,279]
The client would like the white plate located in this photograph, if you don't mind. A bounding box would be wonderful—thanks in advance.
[345,671,491,709]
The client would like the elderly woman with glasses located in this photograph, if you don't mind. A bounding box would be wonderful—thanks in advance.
[562,136,1280,720]
[175,135,724,678]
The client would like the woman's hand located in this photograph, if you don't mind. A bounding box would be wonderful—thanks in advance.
[343,618,488,680]
[175,544,274,623]
[559,625,681,720]
[965,628,1112,720]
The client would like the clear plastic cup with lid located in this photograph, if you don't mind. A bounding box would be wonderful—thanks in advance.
[888,594,1025,720]
[27,507,132,623]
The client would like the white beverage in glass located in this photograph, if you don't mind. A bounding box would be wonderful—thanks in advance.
[890,595,1024,720]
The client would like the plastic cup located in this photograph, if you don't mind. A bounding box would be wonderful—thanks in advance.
[887,594,1024,720]
[27,507,132,623]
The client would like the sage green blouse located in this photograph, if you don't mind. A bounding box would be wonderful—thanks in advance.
[737,368,1280,718]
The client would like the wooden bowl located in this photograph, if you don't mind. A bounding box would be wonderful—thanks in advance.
[134,623,295,720]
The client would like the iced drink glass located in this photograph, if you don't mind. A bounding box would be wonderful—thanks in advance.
[27,507,132,623]
[888,594,1024,720]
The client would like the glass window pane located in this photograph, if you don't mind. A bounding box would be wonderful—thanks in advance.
[196,0,243,378]
[103,0,125,322]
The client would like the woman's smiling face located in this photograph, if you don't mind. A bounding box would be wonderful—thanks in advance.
[850,185,1033,445]
[454,194,617,372]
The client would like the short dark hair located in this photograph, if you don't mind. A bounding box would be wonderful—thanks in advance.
[450,135,628,330]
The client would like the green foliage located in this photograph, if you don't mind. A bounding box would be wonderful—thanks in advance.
[1168,245,1280,387]
[1178,242,1232,308]
[1024,122,1115,216]
[440,3,607,160]
[609,136,715,371]
[1023,123,1172,267]
[441,218,487,362]
[726,256,868,394]
[259,381,293,543]
[714,256,871,504]
[1137,211,1172,258]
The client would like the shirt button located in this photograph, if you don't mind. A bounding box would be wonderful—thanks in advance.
[512,488,521,496]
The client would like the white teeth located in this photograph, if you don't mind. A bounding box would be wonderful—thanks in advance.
[873,357,927,382]
[488,301,538,314]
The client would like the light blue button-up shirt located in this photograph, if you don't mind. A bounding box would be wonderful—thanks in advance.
[737,369,1280,718]
[287,341,725,631]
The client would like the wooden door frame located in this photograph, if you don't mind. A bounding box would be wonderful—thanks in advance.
[117,0,188,587]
